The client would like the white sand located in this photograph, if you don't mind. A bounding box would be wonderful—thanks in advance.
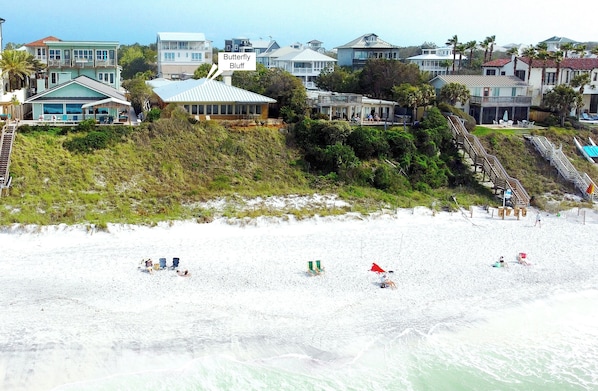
[1,203,597,390]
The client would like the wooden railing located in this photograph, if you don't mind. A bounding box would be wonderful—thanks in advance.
[0,121,18,195]
[447,115,530,207]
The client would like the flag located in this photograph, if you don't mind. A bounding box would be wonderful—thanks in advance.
[370,263,385,273]
[587,183,595,194]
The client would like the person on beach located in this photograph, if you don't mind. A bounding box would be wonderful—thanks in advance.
[176,269,191,277]
[493,256,508,268]
[144,259,154,274]
[535,212,541,228]
[380,273,397,289]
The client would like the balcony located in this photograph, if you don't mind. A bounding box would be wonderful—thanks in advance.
[470,96,532,107]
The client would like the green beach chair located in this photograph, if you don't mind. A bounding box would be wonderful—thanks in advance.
[315,260,325,273]
[307,261,319,276]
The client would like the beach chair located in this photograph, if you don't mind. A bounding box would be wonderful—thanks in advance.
[307,261,319,276]
[159,258,167,269]
[172,257,180,270]
[315,260,325,273]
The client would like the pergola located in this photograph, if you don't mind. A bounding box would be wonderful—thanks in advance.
[81,97,131,124]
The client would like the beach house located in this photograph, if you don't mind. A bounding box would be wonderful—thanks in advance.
[406,46,466,77]
[156,32,212,80]
[335,33,400,69]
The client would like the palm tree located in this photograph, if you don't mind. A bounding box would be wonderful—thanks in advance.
[446,35,459,73]
[570,72,591,117]
[0,50,36,91]
[560,42,574,58]
[535,43,549,96]
[591,47,598,57]
[456,43,467,73]
[522,46,537,84]
[480,38,490,63]
[574,44,586,58]
[465,40,477,68]
[439,60,452,75]
[486,35,497,61]
[551,50,564,86]
[506,47,519,78]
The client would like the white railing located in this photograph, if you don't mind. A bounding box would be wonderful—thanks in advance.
[529,136,597,199]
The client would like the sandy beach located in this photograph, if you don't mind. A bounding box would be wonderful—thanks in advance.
[1,201,597,390]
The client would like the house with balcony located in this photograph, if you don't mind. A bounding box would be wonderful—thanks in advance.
[430,75,531,124]
[257,47,336,89]
[482,56,598,114]
[335,33,400,69]
[24,75,131,124]
[156,32,212,80]
[307,90,396,122]
[224,37,280,55]
[406,46,465,77]
[21,37,121,93]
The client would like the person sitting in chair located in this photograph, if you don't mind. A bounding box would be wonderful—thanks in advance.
[144,259,154,274]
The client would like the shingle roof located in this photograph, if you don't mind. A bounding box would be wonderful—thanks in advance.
[24,36,61,47]
[335,33,398,49]
[152,78,276,103]
[483,58,512,67]
[518,57,598,70]
[431,75,528,87]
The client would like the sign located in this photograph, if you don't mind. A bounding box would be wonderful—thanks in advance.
[218,53,256,71]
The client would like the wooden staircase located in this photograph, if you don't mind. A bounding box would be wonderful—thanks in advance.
[0,121,18,196]
[447,115,530,207]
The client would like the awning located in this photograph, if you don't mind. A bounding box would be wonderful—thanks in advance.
[81,97,131,109]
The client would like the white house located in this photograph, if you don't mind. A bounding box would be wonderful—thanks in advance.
[258,47,336,90]
[430,75,531,124]
[335,33,400,69]
[482,56,598,113]
[406,46,466,77]
[156,32,212,80]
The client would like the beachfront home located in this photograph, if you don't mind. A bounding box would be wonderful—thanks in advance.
[307,90,396,122]
[156,32,212,80]
[21,37,122,93]
[430,75,531,124]
[257,47,336,90]
[406,46,466,77]
[335,33,400,69]
[24,75,130,124]
[224,37,280,55]
[148,78,275,120]
[482,56,598,113]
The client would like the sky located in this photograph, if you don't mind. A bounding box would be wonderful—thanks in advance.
[1,0,597,50]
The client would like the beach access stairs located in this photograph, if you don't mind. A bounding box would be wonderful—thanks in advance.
[528,135,597,200]
[447,115,530,207]
[0,121,17,197]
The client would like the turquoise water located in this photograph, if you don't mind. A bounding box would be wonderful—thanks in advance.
[53,289,597,391]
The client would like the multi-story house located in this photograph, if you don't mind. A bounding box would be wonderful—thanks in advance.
[157,32,212,80]
[335,33,400,69]
[22,37,121,93]
[224,37,279,55]
[430,75,532,124]
[482,56,598,113]
[540,36,579,53]
[406,46,466,77]
[257,47,336,89]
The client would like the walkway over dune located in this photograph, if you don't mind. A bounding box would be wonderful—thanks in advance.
[447,115,530,207]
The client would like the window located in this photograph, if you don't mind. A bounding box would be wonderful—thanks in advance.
[486,69,496,76]
[98,72,115,84]
[73,49,93,61]
[49,49,61,60]
[97,50,108,61]
[191,53,202,61]
[50,72,58,84]
[198,105,204,115]
[43,103,63,114]
[164,52,175,61]
[221,105,227,114]
[66,104,83,114]
[546,72,556,85]
[212,105,219,114]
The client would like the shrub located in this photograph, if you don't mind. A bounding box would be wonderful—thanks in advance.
[146,108,161,122]
[64,131,109,153]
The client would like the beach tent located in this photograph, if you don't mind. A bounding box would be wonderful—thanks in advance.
[370,263,385,273]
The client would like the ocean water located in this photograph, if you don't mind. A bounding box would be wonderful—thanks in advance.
[50,289,597,391]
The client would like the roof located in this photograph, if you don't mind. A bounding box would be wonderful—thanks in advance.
[482,58,512,67]
[517,57,598,70]
[81,97,130,108]
[335,33,398,50]
[24,36,61,47]
[540,36,578,44]
[152,78,276,103]
[257,46,301,59]
[431,75,528,88]
[25,76,127,103]
[157,32,207,42]
[275,48,336,62]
